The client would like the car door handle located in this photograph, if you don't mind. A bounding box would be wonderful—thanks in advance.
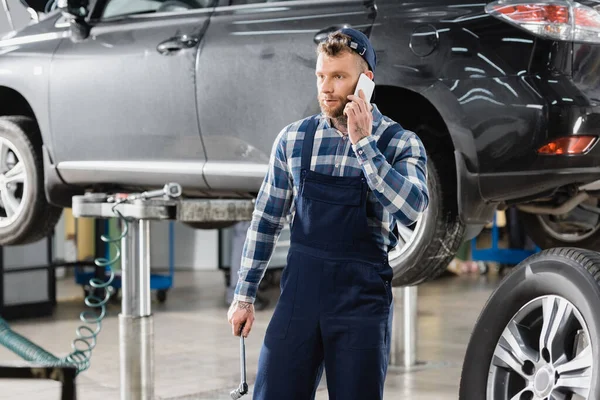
[314,25,351,44]
[157,35,199,55]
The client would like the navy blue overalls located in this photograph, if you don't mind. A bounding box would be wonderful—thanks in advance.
[253,116,400,400]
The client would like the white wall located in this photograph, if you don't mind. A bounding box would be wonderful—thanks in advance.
[149,221,219,271]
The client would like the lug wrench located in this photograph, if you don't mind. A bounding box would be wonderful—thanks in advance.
[230,334,248,399]
[128,182,183,200]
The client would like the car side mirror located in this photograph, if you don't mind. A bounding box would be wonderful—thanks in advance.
[56,0,90,42]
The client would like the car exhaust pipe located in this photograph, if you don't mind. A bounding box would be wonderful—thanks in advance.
[517,192,590,215]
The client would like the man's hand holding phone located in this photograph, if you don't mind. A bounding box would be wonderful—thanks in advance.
[345,73,374,145]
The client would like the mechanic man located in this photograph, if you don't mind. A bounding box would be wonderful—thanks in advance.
[227,28,429,399]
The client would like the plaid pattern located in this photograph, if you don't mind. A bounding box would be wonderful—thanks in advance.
[234,104,429,303]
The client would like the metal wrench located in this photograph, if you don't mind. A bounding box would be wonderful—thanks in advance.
[126,182,182,201]
[230,335,248,399]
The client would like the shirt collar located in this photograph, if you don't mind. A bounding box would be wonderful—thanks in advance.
[320,103,384,137]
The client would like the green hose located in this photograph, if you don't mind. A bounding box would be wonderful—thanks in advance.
[0,317,63,366]
[0,201,129,375]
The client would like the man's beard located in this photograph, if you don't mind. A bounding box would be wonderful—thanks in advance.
[319,96,348,126]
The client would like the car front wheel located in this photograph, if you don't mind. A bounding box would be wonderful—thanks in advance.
[0,116,62,245]
[389,128,465,286]
[459,248,599,399]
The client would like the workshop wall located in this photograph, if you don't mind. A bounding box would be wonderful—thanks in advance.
[150,222,219,271]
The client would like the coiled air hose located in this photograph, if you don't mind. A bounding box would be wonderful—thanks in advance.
[0,199,130,375]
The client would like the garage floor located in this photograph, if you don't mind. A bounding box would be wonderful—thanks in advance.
[0,269,503,399]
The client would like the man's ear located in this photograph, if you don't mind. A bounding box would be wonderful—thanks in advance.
[365,70,374,81]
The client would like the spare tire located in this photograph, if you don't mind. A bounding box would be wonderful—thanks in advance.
[459,247,599,399]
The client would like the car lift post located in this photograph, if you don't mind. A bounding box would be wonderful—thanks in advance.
[389,286,419,369]
[119,218,154,400]
[72,184,255,400]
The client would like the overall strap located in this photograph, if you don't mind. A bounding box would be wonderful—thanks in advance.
[300,116,319,172]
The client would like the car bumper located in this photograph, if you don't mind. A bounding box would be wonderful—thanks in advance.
[456,149,600,225]
[480,167,600,202]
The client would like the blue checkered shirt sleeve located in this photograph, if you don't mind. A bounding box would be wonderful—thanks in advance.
[233,127,293,304]
[352,131,429,226]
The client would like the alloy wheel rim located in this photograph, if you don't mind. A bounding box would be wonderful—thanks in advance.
[0,137,27,228]
[387,204,430,267]
[487,295,593,400]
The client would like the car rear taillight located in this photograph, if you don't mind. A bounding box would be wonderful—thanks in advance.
[537,135,597,155]
[485,1,600,43]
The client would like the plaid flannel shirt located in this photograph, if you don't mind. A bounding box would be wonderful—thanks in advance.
[234,104,429,303]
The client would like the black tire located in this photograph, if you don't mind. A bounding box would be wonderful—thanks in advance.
[157,290,167,303]
[459,247,600,399]
[0,116,62,245]
[390,139,465,286]
[519,210,600,250]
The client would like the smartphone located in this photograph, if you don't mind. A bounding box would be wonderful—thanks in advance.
[353,73,375,103]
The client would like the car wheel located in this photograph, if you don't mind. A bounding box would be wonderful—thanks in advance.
[459,248,599,399]
[0,116,62,245]
[389,136,465,286]
[519,205,600,250]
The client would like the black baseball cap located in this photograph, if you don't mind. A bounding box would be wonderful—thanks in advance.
[338,28,377,74]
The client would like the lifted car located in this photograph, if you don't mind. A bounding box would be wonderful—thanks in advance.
[2,0,600,286]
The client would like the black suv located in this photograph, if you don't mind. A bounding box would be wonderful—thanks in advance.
[1,0,600,285]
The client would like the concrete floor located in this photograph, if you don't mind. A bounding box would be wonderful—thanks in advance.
[0,268,504,399]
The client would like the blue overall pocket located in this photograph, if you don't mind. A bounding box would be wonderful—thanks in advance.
[335,261,393,350]
[299,176,369,247]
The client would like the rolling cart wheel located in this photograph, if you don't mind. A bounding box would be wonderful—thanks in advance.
[477,261,488,275]
[157,290,167,303]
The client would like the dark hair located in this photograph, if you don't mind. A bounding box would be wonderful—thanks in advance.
[316,32,369,72]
